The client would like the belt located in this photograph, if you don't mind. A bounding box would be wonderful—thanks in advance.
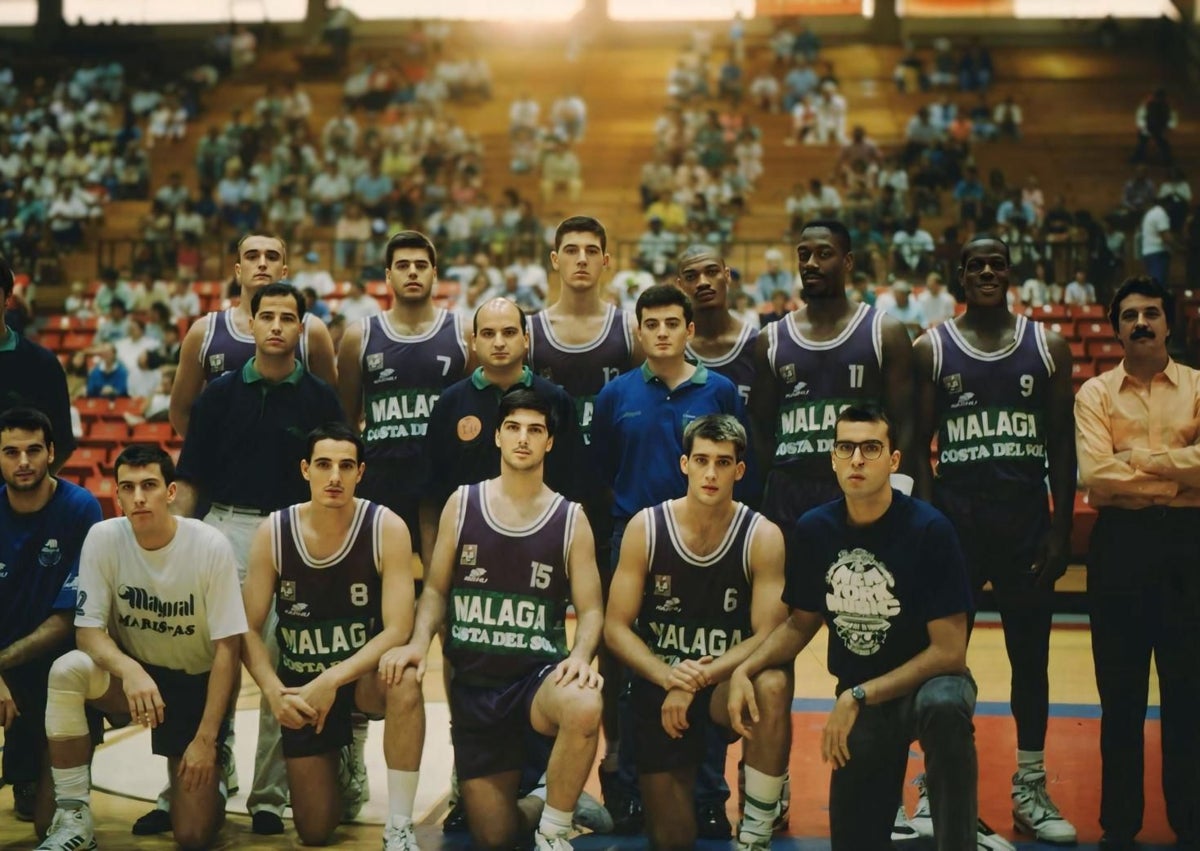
[209,502,269,517]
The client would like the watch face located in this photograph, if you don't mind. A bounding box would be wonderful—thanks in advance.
[851,686,866,702]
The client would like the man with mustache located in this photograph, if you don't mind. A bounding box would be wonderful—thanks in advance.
[1075,275,1200,850]
[911,235,1077,847]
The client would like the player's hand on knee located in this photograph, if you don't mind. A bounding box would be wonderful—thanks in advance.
[727,668,757,739]
[553,657,601,689]
[661,688,694,739]
[378,645,425,685]
[271,690,318,729]
[0,676,18,729]
[662,657,711,693]
[122,667,166,728]
[178,735,217,792]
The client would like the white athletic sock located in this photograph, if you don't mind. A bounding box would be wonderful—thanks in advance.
[740,765,784,838]
[538,803,573,838]
[387,769,419,821]
[527,771,549,802]
[51,765,91,806]
[1016,749,1045,771]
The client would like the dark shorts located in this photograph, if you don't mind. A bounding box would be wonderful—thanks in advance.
[448,664,556,781]
[2,657,105,783]
[934,483,1050,593]
[142,663,231,759]
[761,467,842,531]
[278,673,361,759]
[631,678,736,775]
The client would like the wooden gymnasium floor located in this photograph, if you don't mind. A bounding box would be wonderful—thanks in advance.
[0,617,1171,850]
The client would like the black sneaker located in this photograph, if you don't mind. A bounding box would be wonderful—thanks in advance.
[442,800,469,833]
[13,782,36,822]
[132,807,172,835]
[696,802,732,840]
[251,811,285,835]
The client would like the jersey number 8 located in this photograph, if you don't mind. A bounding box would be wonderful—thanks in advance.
[350,583,370,606]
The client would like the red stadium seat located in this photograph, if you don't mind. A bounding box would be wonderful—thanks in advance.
[1096,356,1123,375]
[1068,304,1105,320]
[84,476,119,518]
[1026,304,1070,321]
[130,422,174,443]
[1076,321,1111,342]
[83,420,129,446]
[1085,339,1122,360]
[1072,361,1096,380]
[60,332,95,352]
[1068,341,1086,361]
[1044,320,1077,341]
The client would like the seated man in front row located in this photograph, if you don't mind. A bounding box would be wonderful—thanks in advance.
[391,388,606,851]
[241,423,424,850]
[38,444,247,851]
[604,413,792,851]
[730,405,978,851]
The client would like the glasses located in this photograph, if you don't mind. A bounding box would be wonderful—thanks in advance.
[833,440,886,460]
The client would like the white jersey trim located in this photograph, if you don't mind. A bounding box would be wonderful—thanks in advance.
[943,314,1027,363]
[288,499,370,569]
[531,304,621,357]
[662,501,749,568]
[686,322,757,369]
[783,302,871,352]
[478,480,567,537]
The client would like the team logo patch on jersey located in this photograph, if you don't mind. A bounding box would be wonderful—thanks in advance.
[942,373,963,394]
[951,391,977,409]
[373,367,395,385]
[208,353,225,373]
[653,574,672,596]
[280,580,296,601]
[460,544,478,566]
[367,353,384,372]
[463,567,488,584]
[457,416,483,442]
[780,363,797,383]
[38,539,62,567]
[656,596,681,613]
[784,380,810,399]
[285,602,310,618]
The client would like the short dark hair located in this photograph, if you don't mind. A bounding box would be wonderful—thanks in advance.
[0,251,13,300]
[834,404,895,449]
[959,234,1011,265]
[1108,275,1175,334]
[0,407,54,449]
[473,298,527,336]
[497,388,558,438]
[236,232,289,263]
[636,284,693,324]
[385,230,437,268]
[676,244,725,274]
[799,219,852,254]
[554,216,607,253]
[251,282,306,320]
[306,422,365,463]
[682,414,746,462]
[114,443,176,484]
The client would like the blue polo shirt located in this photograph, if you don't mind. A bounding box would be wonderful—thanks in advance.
[592,362,751,521]
[424,365,583,505]
[0,479,102,647]
[176,358,344,513]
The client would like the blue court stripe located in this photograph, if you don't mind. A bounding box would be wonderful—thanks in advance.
[790,697,1161,721]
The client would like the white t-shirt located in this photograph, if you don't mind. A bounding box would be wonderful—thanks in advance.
[76,517,248,675]
[1141,205,1170,255]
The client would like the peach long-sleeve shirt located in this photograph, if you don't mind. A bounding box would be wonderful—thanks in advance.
[1075,358,1200,509]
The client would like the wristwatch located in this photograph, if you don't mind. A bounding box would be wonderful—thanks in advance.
[850,685,867,706]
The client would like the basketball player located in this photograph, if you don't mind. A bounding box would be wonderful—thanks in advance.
[390,389,605,851]
[37,444,246,851]
[169,231,337,438]
[748,219,915,528]
[675,246,758,407]
[337,229,471,566]
[604,414,791,851]
[240,423,424,849]
[530,215,639,829]
[909,235,1076,845]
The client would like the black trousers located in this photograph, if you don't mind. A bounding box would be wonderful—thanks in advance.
[1088,506,1200,842]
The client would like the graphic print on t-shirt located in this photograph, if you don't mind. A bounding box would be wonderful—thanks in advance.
[825,548,901,657]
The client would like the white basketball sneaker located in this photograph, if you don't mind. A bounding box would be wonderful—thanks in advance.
[35,803,97,851]
[1012,766,1077,845]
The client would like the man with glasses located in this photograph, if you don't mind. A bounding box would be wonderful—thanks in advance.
[728,404,979,850]
[911,235,1076,847]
